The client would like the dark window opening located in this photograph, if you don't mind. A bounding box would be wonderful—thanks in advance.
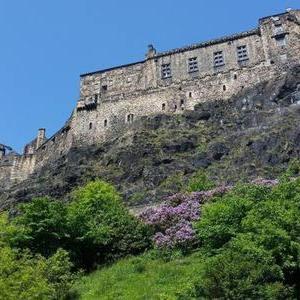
[189,92,192,98]
[127,114,134,123]
[174,105,177,110]
[104,119,108,127]
[162,103,166,110]
[214,51,225,67]
[188,57,198,73]
[89,122,93,130]
[161,63,171,79]
[223,85,226,91]
[102,85,108,91]
[275,36,286,47]
[237,45,249,62]
[234,74,238,80]
[180,99,184,105]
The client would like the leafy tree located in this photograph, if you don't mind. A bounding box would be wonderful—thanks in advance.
[12,197,68,257]
[194,180,300,298]
[197,236,290,299]
[67,180,151,269]
[0,246,52,300]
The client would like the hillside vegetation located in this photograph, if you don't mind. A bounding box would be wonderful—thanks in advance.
[1,163,300,299]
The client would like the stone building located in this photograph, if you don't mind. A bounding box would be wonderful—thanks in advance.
[1,9,299,187]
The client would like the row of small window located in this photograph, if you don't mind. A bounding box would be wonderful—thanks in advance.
[161,45,249,79]
[88,114,134,130]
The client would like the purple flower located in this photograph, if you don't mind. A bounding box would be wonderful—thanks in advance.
[139,180,278,248]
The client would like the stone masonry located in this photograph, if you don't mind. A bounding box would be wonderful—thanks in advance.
[1,9,299,187]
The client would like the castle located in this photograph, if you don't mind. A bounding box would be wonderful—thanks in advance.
[1,9,299,188]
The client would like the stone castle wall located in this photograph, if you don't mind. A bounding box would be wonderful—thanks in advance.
[1,9,299,187]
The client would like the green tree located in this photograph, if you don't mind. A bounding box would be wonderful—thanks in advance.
[67,180,151,269]
[12,197,68,257]
[0,246,52,300]
[194,180,300,299]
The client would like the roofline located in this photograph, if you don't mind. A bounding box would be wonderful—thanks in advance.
[80,60,145,77]
[80,28,260,78]
[80,9,299,78]
[153,28,260,58]
[259,9,298,22]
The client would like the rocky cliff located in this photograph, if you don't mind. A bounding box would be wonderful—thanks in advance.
[1,65,300,211]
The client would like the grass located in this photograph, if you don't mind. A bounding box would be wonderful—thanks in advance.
[72,251,204,300]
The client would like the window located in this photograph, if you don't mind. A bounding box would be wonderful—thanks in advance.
[188,57,198,73]
[234,74,238,80]
[275,36,286,47]
[127,114,134,123]
[189,92,192,98]
[174,105,177,110]
[161,63,171,79]
[162,103,166,111]
[101,85,108,91]
[237,45,249,62]
[274,25,284,35]
[180,99,185,110]
[223,85,226,91]
[104,119,108,127]
[214,51,225,67]
[89,122,93,130]
[94,94,98,101]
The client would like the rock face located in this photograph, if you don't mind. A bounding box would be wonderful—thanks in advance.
[1,66,300,210]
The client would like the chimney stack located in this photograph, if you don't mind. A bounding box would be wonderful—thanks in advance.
[36,128,46,149]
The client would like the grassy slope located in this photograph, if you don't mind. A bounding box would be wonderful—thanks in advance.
[73,252,204,300]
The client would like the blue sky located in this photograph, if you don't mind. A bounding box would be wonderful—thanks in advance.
[0,0,298,152]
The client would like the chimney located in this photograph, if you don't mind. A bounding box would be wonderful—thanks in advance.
[0,147,4,159]
[36,128,46,149]
[146,44,156,59]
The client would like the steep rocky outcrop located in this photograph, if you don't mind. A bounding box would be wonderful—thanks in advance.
[1,66,300,210]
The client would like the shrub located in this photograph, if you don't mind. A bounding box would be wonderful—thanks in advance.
[140,186,231,249]
[193,179,300,299]
[195,184,272,252]
[186,170,215,192]
[197,236,289,299]
[67,180,151,269]
[12,197,68,257]
[0,246,52,300]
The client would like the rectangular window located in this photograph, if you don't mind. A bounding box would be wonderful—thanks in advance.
[214,51,224,67]
[188,57,198,73]
[161,63,171,79]
[275,36,286,47]
[237,45,249,62]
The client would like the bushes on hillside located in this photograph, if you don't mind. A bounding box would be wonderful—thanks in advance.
[67,181,151,269]
[0,245,75,300]
[4,180,150,270]
[194,179,300,299]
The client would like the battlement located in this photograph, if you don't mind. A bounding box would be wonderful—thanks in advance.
[1,9,299,188]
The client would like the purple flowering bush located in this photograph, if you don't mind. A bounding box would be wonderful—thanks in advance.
[139,179,279,249]
[139,186,232,249]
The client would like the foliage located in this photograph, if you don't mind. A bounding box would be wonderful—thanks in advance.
[197,236,289,299]
[67,180,151,269]
[140,186,231,249]
[194,179,300,299]
[44,248,78,300]
[159,171,186,193]
[12,197,68,257]
[0,246,75,300]
[0,246,52,300]
[186,170,215,192]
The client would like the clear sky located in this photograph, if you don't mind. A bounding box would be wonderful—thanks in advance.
[0,0,298,152]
